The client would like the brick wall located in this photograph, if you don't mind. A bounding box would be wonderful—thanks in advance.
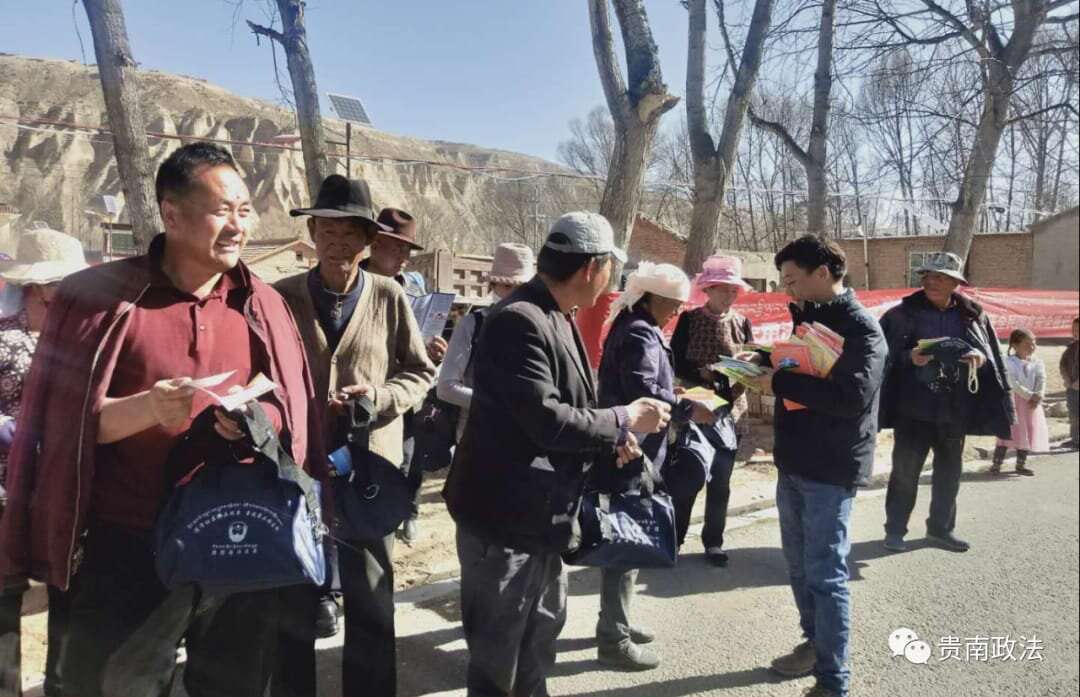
[839,232,1033,289]
[629,215,687,266]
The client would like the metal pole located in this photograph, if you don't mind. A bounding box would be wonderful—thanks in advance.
[346,122,352,178]
[857,225,870,290]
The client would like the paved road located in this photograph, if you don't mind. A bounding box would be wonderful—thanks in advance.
[345,451,1078,697]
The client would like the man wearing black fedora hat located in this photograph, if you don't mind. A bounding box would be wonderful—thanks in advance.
[362,208,448,546]
[273,174,435,697]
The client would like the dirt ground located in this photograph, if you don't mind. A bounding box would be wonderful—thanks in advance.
[17,342,1078,687]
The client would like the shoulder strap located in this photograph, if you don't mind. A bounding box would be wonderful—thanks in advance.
[462,309,486,375]
[240,403,324,536]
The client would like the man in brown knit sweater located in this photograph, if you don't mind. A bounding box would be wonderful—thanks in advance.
[272,175,435,697]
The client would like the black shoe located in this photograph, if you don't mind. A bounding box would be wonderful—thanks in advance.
[629,625,655,644]
[927,531,970,553]
[398,517,419,545]
[1015,465,1035,477]
[315,596,340,639]
[705,547,729,567]
[883,534,907,552]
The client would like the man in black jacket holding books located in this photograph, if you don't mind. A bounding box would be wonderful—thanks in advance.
[745,235,887,697]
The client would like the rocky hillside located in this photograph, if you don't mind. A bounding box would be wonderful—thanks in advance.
[0,53,587,255]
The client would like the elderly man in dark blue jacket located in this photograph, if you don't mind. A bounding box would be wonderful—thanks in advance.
[746,236,887,697]
[879,252,1013,555]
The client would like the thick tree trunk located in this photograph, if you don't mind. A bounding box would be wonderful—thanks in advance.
[805,0,836,236]
[83,0,161,251]
[599,119,658,257]
[941,1,1044,259]
[275,0,329,200]
[588,0,679,285]
[943,63,1014,258]
[683,0,773,273]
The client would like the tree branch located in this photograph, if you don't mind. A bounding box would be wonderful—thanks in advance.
[919,0,990,55]
[611,0,679,122]
[748,108,811,166]
[1007,101,1080,123]
[686,0,716,161]
[588,0,630,124]
[247,19,285,45]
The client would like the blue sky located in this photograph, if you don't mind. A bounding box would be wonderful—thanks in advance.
[1,1,695,162]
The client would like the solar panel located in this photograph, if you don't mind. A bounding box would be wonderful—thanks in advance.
[328,93,372,126]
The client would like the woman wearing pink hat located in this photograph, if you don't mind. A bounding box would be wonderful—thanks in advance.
[670,254,755,567]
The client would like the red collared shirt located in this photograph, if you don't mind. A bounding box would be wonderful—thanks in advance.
[89,266,281,531]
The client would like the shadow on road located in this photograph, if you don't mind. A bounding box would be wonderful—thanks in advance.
[558,666,786,696]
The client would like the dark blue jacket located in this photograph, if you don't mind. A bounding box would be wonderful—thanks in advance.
[768,290,887,489]
[596,307,693,493]
[878,290,1013,438]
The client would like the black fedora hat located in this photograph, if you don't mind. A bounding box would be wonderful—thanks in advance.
[290,175,391,230]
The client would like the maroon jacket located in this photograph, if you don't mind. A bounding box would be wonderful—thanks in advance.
[0,235,326,590]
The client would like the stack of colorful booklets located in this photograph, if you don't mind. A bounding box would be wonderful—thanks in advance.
[770,322,845,411]
[709,324,845,411]
[712,356,767,391]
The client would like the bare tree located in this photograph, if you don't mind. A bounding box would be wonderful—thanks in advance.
[556,106,615,197]
[749,0,837,236]
[247,0,330,199]
[588,0,680,279]
[83,0,161,251]
[866,0,1079,257]
[683,0,775,272]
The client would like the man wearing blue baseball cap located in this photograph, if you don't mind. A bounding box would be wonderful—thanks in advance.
[443,212,671,696]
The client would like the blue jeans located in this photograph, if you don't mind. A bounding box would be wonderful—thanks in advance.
[776,472,855,697]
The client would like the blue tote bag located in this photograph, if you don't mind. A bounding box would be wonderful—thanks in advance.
[155,404,326,592]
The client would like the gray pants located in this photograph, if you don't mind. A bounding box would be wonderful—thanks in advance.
[596,567,637,649]
[456,527,567,697]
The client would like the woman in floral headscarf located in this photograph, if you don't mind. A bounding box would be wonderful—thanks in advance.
[0,228,87,697]
[670,254,755,567]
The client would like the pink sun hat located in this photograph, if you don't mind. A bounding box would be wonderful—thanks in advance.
[694,254,752,291]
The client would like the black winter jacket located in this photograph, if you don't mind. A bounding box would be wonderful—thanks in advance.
[768,290,888,488]
[878,290,1014,438]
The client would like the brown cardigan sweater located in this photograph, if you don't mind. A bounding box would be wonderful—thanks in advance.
[275,269,435,467]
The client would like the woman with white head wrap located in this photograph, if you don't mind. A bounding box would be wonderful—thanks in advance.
[593,261,718,671]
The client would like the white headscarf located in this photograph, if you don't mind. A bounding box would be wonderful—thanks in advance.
[608,261,691,323]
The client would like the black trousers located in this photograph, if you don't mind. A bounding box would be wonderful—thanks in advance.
[402,434,422,518]
[0,510,69,697]
[885,417,965,537]
[339,533,397,697]
[457,527,565,697]
[60,522,278,697]
[270,583,319,697]
[673,447,737,549]
[271,534,396,697]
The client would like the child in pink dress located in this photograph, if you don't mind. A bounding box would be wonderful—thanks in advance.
[992,328,1048,476]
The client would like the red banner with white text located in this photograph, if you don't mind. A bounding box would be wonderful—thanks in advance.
[576,287,1080,369]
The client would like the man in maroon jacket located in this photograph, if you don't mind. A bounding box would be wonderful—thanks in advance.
[0,142,324,697]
